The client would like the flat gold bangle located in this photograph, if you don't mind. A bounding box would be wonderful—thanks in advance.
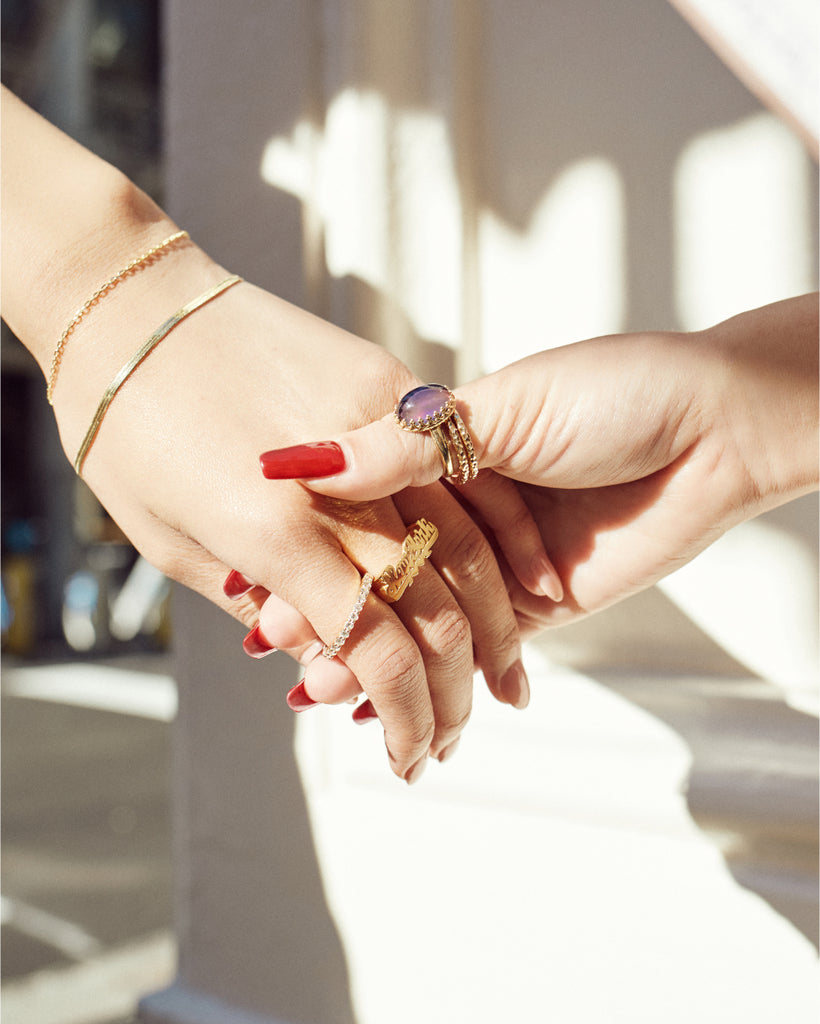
[74,274,242,476]
[47,229,190,405]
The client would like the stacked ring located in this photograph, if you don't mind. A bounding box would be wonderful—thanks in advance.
[322,574,374,659]
[395,384,479,485]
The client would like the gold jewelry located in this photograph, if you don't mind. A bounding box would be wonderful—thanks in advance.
[73,275,242,476]
[47,230,190,404]
[323,573,374,659]
[374,519,439,603]
[395,384,479,485]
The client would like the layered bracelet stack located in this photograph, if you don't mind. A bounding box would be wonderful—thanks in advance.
[47,229,189,405]
[45,227,243,477]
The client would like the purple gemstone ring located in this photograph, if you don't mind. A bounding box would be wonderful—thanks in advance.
[394,383,479,484]
[395,383,456,431]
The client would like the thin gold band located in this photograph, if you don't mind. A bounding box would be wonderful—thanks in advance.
[429,426,456,478]
[74,274,242,476]
[447,410,479,483]
[47,229,189,405]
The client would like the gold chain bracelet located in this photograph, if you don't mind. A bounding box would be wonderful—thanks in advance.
[47,229,190,404]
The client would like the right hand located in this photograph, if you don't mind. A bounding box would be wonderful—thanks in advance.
[288,294,819,632]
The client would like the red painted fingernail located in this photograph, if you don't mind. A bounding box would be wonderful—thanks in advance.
[286,680,318,712]
[224,569,255,599]
[259,441,345,480]
[243,623,276,658]
[352,699,379,724]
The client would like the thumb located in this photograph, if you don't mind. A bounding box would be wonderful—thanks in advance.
[259,414,447,499]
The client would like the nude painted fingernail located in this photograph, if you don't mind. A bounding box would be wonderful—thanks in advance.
[243,623,276,658]
[436,737,460,763]
[535,558,564,602]
[500,660,530,709]
[405,755,427,785]
[286,680,318,712]
[352,699,378,724]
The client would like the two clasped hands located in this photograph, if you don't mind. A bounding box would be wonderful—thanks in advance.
[3,88,816,784]
[223,292,817,785]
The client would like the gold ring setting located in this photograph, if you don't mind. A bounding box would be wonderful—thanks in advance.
[374,518,439,603]
[395,384,478,485]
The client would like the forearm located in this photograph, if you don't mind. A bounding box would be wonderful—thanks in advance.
[1,87,174,365]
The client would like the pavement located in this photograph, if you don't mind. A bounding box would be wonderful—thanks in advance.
[1,654,177,1024]
[2,646,817,1024]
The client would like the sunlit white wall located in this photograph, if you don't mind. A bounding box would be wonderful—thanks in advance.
[479,157,626,368]
[262,88,464,351]
[675,112,815,329]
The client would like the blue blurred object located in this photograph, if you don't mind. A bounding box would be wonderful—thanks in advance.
[1,579,12,636]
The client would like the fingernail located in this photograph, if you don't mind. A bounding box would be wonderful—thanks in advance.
[260,441,345,480]
[535,558,564,602]
[405,756,427,785]
[436,737,460,763]
[352,699,379,724]
[286,680,318,712]
[500,660,530,709]
[243,623,276,658]
[224,569,255,599]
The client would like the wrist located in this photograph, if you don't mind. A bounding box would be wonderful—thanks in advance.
[1,88,190,375]
[703,294,819,518]
[12,170,180,374]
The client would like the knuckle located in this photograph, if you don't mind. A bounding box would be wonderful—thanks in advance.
[504,503,537,540]
[423,605,472,660]
[446,526,498,585]
[446,705,472,736]
[366,643,435,750]
[368,641,421,691]
[491,619,521,655]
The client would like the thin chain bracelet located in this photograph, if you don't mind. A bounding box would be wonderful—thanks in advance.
[46,229,189,404]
